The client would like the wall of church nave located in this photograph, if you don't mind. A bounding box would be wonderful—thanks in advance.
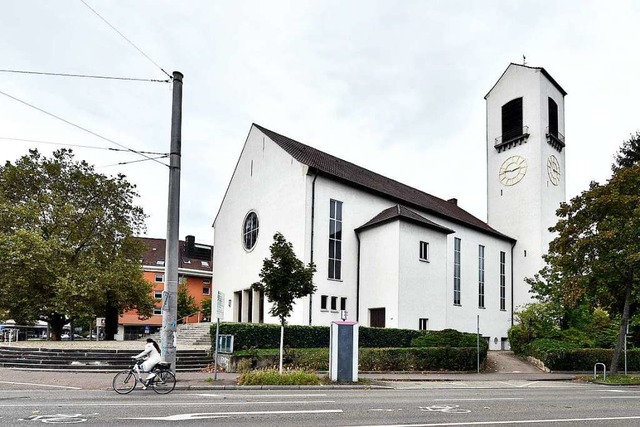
[396,221,449,331]
[213,127,309,324]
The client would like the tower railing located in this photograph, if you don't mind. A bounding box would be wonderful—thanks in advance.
[494,126,530,152]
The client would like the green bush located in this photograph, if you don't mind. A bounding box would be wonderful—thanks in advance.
[359,347,485,371]
[508,325,527,354]
[535,349,640,371]
[213,322,430,350]
[524,338,582,359]
[359,327,423,348]
[238,368,321,385]
[411,329,488,351]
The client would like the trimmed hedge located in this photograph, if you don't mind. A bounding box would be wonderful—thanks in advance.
[214,322,425,350]
[215,323,329,350]
[231,346,485,372]
[359,347,486,371]
[532,348,640,371]
[412,329,488,351]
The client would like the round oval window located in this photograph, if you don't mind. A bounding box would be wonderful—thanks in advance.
[242,211,259,251]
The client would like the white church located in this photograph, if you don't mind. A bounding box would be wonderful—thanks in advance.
[212,63,566,350]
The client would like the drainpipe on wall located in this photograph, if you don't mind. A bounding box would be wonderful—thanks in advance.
[511,241,516,327]
[309,171,319,326]
[355,230,361,322]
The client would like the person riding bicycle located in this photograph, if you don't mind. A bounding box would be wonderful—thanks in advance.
[132,338,161,389]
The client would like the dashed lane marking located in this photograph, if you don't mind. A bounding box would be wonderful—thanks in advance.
[0,381,81,390]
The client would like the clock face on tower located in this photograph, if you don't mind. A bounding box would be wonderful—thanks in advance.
[499,155,528,186]
[547,155,561,186]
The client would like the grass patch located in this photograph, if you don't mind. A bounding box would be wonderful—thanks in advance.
[589,375,640,385]
[238,369,322,385]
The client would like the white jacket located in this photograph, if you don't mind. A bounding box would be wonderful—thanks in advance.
[134,342,162,372]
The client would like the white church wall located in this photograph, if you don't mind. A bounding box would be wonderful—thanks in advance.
[212,126,309,325]
[310,175,402,325]
[397,221,449,331]
[358,221,400,327]
[440,225,513,351]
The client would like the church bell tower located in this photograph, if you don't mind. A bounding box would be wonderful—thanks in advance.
[485,63,567,311]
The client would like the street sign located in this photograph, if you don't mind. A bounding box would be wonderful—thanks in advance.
[216,291,225,319]
[96,317,105,327]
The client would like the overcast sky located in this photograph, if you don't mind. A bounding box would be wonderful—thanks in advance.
[1,0,638,244]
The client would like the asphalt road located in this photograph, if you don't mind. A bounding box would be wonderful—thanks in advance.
[1,380,640,426]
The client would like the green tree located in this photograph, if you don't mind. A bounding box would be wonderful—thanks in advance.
[531,161,640,374]
[613,131,640,172]
[201,297,212,322]
[0,149,154,340]
[252,232,316,373]
[177,282,199,322]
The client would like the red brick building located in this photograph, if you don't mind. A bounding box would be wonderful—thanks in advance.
[117,236,213,340]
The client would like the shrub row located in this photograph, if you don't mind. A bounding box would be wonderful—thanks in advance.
[359,347,485,371]
[213,323,483,351]
[231,346,486,372]
[528,347,640,371]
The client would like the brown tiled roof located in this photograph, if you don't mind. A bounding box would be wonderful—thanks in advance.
[253,124,514,242]
[356,205,455,234]
[138,237,213,272]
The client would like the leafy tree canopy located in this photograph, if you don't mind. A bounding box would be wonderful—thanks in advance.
[530,152,640,373]
[252,232,316,326]
[177,282,199,321]
[0,149,154,339]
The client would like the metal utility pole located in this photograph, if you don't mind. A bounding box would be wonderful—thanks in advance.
[161,71,183,373]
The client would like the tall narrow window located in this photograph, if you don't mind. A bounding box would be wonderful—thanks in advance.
[548,97,558,137]
[478,245,485,308]
[340,297,347,311]
[331,296,338,311]
[419,241,429,261]
[419,318,429,331]
[500,251,506,311]
[501,97,523,141]
[320,295,328,310]
[328,199,343,280]
[454,237,461,305]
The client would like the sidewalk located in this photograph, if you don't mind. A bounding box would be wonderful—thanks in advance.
[0,368,576,391]
[0,341,577,390]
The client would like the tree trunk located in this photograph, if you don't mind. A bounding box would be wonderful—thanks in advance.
[279,324,284,375]
[48,313,66,341]
[611,280,633,375]
[104,293,119,341]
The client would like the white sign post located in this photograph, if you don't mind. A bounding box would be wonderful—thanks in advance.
[213,291,225,380]
[96,317,105,341]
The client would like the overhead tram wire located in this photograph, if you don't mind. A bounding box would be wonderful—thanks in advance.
[0,136,167,156]
[79,0,173,81]
[0,69,170,83]
[100,155,169,169]
[0,89,169,168]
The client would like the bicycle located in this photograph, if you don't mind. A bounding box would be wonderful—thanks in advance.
[112,358,176,394]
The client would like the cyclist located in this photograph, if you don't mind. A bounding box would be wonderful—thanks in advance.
[132,338,162,389]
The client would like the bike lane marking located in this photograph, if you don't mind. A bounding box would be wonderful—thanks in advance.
[0,381,81,390]
[124,409,343,421]
[341,415,640,426]
[0,400,337,408]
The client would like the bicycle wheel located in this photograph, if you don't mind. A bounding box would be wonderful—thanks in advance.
[152,370,176,394]
[112,370,136,394]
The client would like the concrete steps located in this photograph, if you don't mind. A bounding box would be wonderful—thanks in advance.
[0,346,212,371]
[147,322,213,346]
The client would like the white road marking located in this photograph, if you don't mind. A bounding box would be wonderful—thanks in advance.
[0,400,336,408]
[0,381,81,390]
[517,381,539,388]
[125,409,343,421]
[600,396,640,399]
[432,398,523,402]
[187,393,328,398]
[343,415,640,426]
